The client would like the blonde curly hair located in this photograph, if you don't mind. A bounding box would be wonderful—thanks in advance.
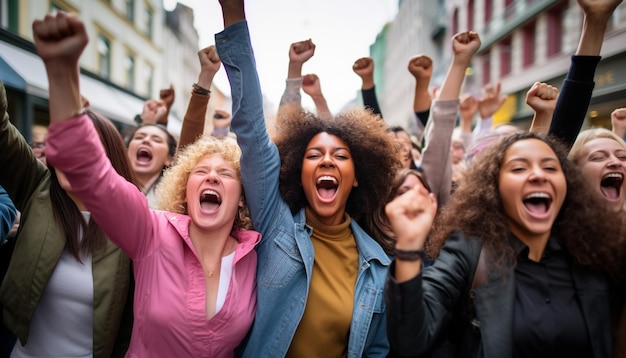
[155,136,253,230]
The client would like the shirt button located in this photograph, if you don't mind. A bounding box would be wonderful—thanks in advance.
[545,298,551,304]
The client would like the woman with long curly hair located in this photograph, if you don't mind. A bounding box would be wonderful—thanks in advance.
[36,11,260,356]
[216,0,401,355]
[384,132,622,357]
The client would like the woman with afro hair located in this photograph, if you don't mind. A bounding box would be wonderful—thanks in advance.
[215,1,401,356]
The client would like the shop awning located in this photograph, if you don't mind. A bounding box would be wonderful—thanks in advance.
[0,39,180,133]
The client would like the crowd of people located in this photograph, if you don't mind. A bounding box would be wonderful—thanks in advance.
[0,0,625,357]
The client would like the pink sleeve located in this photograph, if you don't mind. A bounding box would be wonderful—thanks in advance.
[46,115,159,259]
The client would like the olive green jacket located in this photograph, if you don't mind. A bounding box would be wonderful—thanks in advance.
[0,82,133,358]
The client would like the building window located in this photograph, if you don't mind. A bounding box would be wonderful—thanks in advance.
[500,37,512,77]
[523,22,536,67]
[468,0,474,31]
[125,54,135,91]
[547,1,566,57]
[145,7,153,39]
[125,0,134,22]
[97,34,111,79]
[482,51,491,85]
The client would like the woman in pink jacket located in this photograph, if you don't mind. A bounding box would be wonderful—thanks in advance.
[35,11,260,357]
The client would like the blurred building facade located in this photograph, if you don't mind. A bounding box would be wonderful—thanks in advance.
[369,0,626,132]
[0,0,229,139]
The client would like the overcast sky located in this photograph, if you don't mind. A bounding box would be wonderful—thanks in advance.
[164,0,399,114]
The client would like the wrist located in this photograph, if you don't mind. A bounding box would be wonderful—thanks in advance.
[192,83,211,96]
[394,248,426,262]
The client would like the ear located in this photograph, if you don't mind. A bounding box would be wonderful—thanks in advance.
[238,196,244,208]
[353,177,359,188]
[164,156,173,167]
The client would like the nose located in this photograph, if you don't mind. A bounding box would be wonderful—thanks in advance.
[606,155,622,169]
[528,166,547,183]
[320,153,335,168]
[206,170,220,184]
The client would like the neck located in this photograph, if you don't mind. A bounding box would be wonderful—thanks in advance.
[188,222,237,263]
[515,232,550,262]
[136,172,161,194]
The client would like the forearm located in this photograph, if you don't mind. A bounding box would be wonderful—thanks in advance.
[311,95,332,120]
[362,86,383,118]
[45,63,82,124]
[179,91,209,149]
[278,78,303,109]
[413,80,432,113]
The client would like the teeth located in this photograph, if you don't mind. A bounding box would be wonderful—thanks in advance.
[524,192,550,200]
[602,173,624,180]
[202,189,218,197]
[317,176,337,184]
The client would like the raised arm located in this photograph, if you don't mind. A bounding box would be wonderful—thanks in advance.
[179,45,221,149]
[159,84,175,126]
[527,82,559,136]
[353,57,383,117]
[549,0,623,148]
[408,55,434,128]
[39,12,155,258]
[421,31,481,207]
[612,107,626,140]
[301,73,332,120]
[278,39,315,111]
[217,0,283,236]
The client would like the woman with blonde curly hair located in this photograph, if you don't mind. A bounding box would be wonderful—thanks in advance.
[37,11,260,357]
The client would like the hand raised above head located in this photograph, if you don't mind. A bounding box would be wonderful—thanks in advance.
[289,39,316,64]
[302,74,323,97]
[407,55,433,79]
[198,46,221,74]
[451,31,481,63]
[478,81,507,119]
[525,82,559,114]
[352,57,374,77]
[160,84,175,109]
[611,107,626,136]
[32,11,88,66]
[576,0,623,19]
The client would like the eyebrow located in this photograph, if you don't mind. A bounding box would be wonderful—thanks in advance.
[505,157,559,164]
[305,146,351,152]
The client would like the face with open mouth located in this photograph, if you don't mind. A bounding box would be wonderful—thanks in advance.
[128,126,173,179]
[499,139,566,243]
[185,154,242,232]
[301,132,358,226]
[577,138,626,213]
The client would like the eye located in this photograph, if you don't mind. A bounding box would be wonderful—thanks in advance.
[511,167,525,173]
[590,154,606,161]
[543,166,557,172]
[305,153,321,159]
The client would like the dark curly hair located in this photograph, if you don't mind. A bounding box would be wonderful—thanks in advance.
[360,168,432,255]
[272,105,402,222]
[428,132,622,276]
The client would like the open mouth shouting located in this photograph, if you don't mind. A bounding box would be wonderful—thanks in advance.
[600,172,624,201]
[316,175,338,202]
[136,147,154,166]
[200,189,222,212]
[522,192,553,219]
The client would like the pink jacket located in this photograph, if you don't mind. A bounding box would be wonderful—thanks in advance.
[47,115,260,357]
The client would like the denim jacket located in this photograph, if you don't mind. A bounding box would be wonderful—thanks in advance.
[216,21,390,357]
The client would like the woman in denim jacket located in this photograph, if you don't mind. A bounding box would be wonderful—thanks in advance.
[214,1,401,356]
